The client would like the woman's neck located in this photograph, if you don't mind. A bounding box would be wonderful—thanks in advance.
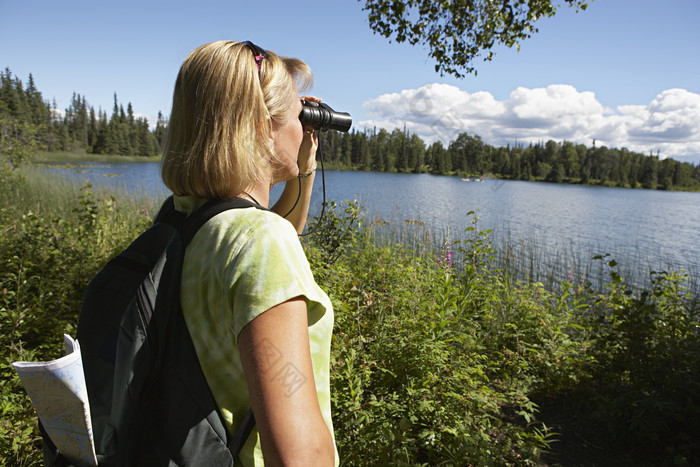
[242,178,271,208]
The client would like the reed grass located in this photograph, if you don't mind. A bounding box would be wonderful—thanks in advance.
[13,166,160,224]
[363,210,698,297]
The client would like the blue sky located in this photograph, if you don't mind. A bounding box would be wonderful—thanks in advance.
[2,0,699,163]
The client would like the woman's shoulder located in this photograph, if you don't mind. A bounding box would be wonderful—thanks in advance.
[172,194,296,239]
[212,205,296,239]
[193,206,301,264]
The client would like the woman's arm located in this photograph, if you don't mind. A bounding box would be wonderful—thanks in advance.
[270,164,316,235]
[238,297,335,466]
[270,96,320,234]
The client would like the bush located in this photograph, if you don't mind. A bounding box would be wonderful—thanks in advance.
[317,208,576,465]
[0,180,151,466]
[580,257,700,462]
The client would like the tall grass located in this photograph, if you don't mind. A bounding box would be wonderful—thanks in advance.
[14,166,160,223]
[0,170,159,465]
[362,207,699,299]
[306,200,700,465]
[310,200,700,465]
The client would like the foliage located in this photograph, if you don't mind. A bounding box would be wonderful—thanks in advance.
[0,175,151,466]
[0,111,36,171]
[576,256,700,462]
[311,204,698,465]
[1,172,698,465]
[314,206,580,464]
[361,0,589,77]
[0,80,36,193]
[305,199,364,266]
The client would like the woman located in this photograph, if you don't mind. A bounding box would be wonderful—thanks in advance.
[161,40,337,466]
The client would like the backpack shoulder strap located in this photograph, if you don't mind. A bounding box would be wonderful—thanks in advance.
[228,409,256,456]
[171,195,262,457]
[176,197,266,247]
[153,195,185,226]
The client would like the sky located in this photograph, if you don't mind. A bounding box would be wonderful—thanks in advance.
[2,0,699,164]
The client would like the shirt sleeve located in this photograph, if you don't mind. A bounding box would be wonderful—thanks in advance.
[223,212,326,337]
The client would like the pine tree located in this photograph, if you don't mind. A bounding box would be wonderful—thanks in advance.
[154,111,167,151]
[88,107,98,150]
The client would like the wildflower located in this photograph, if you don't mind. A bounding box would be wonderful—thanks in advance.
[438,247,453,274]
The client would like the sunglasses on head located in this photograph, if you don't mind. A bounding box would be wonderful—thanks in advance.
[242,41,268,75]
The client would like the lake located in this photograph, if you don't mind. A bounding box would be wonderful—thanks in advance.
[37,161,700,290]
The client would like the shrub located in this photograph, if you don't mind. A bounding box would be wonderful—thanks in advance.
[0,180,151,466]
[581,256,700,462]
[321,208,569,465]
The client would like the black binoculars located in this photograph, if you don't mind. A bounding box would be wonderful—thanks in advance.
[299,100,352,132]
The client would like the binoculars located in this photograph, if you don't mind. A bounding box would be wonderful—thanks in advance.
[299,100,352,132]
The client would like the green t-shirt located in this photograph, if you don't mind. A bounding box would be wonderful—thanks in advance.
[174,195,337,466]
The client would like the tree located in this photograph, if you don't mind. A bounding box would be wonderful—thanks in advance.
[493,146,510,175]
[341,131,353,167]
[154,111,168,152]
[361,0,590,77]
[408,133,425,172]
[0,103,36,171]
[0,70,37,177]
[546,158,565,183]
[561,141,579,178]
[640,154,658,189]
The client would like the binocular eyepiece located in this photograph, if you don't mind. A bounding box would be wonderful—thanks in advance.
[299,100,352,132]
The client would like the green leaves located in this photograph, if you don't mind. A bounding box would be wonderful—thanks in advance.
[360,0,590,77]
[305,199,364,267]
[322,207,699,463]
[325,215,568,463]
[574,255,700,458]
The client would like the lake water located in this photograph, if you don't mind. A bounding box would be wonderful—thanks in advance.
[37,161,700,289]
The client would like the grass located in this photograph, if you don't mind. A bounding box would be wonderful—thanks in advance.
[311,201,700,465]
[361,206,699,299]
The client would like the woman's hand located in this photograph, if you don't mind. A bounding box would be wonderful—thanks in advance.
[270,95,322,233]
[298,96,321,175]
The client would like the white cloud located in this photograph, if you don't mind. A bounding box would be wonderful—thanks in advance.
[359,84,700,163]
[134,112,161,130]
[50,107,65,121]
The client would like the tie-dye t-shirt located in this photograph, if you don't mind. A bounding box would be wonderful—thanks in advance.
[174,195,337,466]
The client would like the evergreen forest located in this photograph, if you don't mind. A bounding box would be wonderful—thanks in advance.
[318,128,700,191]
[2,68,700,192]
[0,68,166,158]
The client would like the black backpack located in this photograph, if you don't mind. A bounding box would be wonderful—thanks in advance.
[43,196,259,466]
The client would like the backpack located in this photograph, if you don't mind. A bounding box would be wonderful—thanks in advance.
[43,196,260,466]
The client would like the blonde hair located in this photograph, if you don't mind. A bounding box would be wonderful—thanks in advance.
[161,40,313,198]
